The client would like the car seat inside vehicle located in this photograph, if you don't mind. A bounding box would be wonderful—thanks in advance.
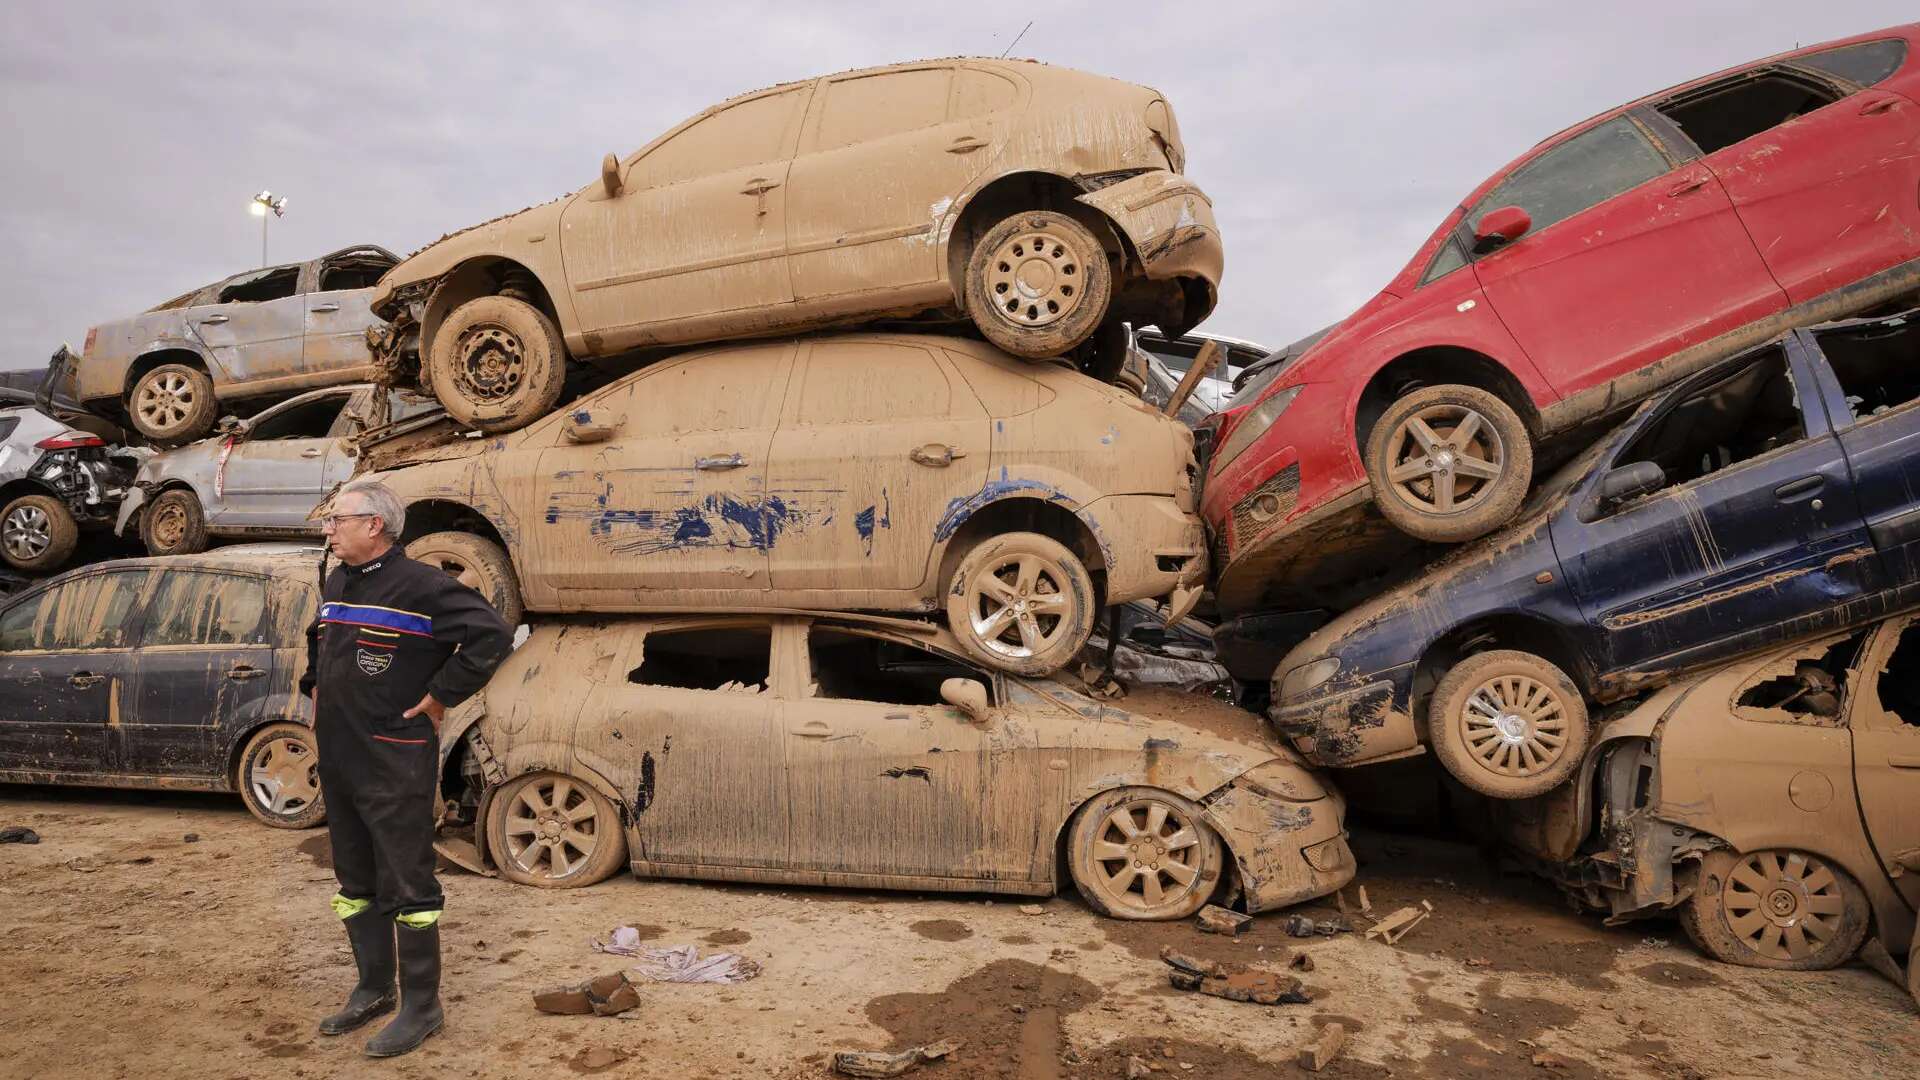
[1611,346,1805,493]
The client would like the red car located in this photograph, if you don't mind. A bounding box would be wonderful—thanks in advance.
[1206,24,1920,617]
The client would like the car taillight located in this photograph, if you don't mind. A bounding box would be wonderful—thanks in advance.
[37,433,106,450]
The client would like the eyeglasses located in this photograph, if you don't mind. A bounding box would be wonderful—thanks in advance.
[320,513,378,531]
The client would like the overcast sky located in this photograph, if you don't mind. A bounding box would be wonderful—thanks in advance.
[1,2,1912,371]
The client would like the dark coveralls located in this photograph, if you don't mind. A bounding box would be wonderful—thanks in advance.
[300,545,513,923]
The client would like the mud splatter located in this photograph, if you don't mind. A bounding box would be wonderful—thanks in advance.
[703,928,751,946]
[296,834,331,870]
[910,919,974,942]
[863,960,1100,1080]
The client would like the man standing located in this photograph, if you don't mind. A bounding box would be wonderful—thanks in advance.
[300,480,513,1057]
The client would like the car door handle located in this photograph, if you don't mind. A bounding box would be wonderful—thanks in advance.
[200,315,229,325]
[310,302,340,313]
[1667,174,1709,197]
[948,135,988,153]
[226,665,267,681]
[791,720,832,738]
[1774,475,1824,499]
[1860,97,1899,117]
[740,179,781,194]
[909,444,966,467]
[69,672,106,689]
[1889,754,1920,769]
[301,447,324,458]
[695,453,747,471]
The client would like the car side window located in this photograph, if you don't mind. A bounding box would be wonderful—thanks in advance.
[627,626,770,693]
[6,572,149,651]
[795,344,951,425]
[952,68,1017,119]
[628,88,807,190]
[1470,117,1669,242]
[806,626,993,706]
[813,69,953,152]
[249,394,351,441]
[1421,236,1469,285]
[217,266,300,305]
[1868,622,1919,727]
[143,572,271,647]
[1608,345,1806,500]
[1809,318,1920,424]
[315,250,395,292]
[0,416,17,441]
[1656,70,1840,155]
[1732,632,1865,726]
[623,347,790,434]
[1793,39,1908,88]
[0,591,46,651]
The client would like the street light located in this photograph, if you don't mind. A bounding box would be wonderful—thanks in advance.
[249,190,287,267]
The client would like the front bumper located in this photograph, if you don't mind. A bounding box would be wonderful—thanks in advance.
[1201,776,1354,914]
[1076,494,1207,612]
[1075,171,1223,292]
[1268,667,1420,767]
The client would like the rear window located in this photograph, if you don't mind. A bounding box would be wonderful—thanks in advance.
[1795,39,1908,87]
[1658,72,1839,155]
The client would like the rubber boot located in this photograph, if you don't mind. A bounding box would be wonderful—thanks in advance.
[365,920,443,1057]
[318,911,396,1036]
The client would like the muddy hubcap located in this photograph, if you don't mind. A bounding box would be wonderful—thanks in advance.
[1385,404,1504,515]
[454,324,526,402]
[502,777,601,880]
[3,506,51,560]
[1088,800,1204,914]
[1721,851,1847,961]
[150,504,186,549]
[986,227,1085,329]
[1459,674,1567,778]
[136,372,196,432]
[249,737,319,817]
[966,554,1072,660]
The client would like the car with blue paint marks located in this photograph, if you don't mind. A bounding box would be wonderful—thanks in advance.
[1267,309,1920,800]
[362,332,1208,677]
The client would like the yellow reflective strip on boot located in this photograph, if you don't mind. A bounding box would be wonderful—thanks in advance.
[394,909,441,929]
[331,894,371,920]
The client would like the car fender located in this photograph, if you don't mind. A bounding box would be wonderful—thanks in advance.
[217,685,313,790]
[929,463,1099,546]
[132,336,223,386]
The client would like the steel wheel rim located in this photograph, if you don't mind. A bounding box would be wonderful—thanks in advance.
[1721,851,1848,961]
[1086,797,1207,915]
[249,736,319,818]
[1384,403,1505,515]
[1458,674,1568,777]
[136,372,195,431]
[3,505,51,559]
[454,323,526,403]
[501,776,603,881]
[985,226,1089,330]
[149,502,187,549]
[966,553,1072,660]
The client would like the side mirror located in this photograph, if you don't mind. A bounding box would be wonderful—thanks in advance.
[940,678,991,723]
[563,409,620,444]
[1599,460,1664,504]
[601,153,624,198]
[1472,205,1532,251]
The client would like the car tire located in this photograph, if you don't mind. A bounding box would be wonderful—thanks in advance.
[0,493,80,573]
[945,531,1096,677]
[1365,383,1532,544]
[965,210,1113,359]
[428,294,567,434]
[405,531,524,625]
[1427,649,1588,800]
[1678,848,1870,970]
[486,771,628,889]
[1066,786,1225,920]
[140,488,209,557]
[128,363,219,445]
[234,721,326,829]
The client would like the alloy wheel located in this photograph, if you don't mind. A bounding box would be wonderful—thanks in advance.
[500,775,605,882]
[1383,403,1506,515]
[136,371,197,433]
[3,505,51,560]
[1083,797,1210,916]
[965,553,1072,660]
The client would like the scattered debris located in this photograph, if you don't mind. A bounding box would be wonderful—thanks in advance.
[1357,885,1372,915]
[1364,901,1434,945]
[1298,1022,1347,1072]
[64,856,102,873]
[1019,904,1045,916]
[0,826,40,844]
[533,972,640,1017]
[831,1038,964,1077]
[182,833,200,843]
[1290,953,1315,973]
[1195,905,1250,936]
[627,944,762,984]
[1532,1050,1569,1070]
[1161,947,1310,1006]
[1283,915,1345,938]
[592,925,651,956]
[1125,1056,1153,1079]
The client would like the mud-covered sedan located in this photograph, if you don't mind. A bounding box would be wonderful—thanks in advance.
[428,613,1352,920]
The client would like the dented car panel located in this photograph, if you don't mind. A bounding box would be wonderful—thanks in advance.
[1074,171,1222,296]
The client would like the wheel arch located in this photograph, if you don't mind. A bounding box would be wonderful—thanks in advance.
[0,478,63,507]
[417,257,565,370]
[1413,612,1595,712]
[1354,346,1542,462]
[934,495,1108,602]
[400,497,514,551]
[221,703,314,796]
[123,347,214,405]
[943,171,1131,312]
[1048,782,1237,906]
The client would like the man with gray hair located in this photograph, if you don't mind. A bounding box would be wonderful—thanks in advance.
[299,479,512,1057]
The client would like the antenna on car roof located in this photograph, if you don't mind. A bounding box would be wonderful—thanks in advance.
[998,20,1032,58]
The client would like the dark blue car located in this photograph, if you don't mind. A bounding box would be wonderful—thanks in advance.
[1268,309,1920,799]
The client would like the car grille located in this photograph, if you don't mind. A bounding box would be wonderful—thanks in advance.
[1231,463,1299,548]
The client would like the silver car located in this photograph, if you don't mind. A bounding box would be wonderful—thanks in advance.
[0,404,142,573]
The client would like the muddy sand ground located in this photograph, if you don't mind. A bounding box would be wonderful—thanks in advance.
[1,785,1913,1080]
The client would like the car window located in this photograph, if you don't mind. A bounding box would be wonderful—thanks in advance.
[1869,621,1919,727]
[3,571,147,651]
[217,266,300,305]
[628,87,807,189]
[0,416,17,442]
[1732,633,1865,725]
[1656,71,1840,156]
[952,68,1018,119]
[814,69,953,152]
[1421,236,1469,285]
[795,343,950,425]
[1471,116,1669,242]
[1608,345,1806,500]
[143,571,271,646]
[627,626,770,693]
[0,591,45,650]
[250,394,351,441]
[315,250,395,292]
[1793,39,1908,87]
[623,347,789,434]
[807,626,993,705]
[1809,317,1920,423]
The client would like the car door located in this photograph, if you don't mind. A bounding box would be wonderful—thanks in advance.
[1470,113,1787,400]
[785,65,1012,301]
[302,249,394,375]
[766,340,990,592]
[119,569,277,779]
[1555,341,1881,673]
[217,388,355,527]
[0,569,149,773]
[187,265,308,385]
[780,623,1040,882]
[1804,316,1920,593]
[532,342,796,600]
[1654,45,1920,306]
[558,85,810,344]
[1847,616,1920,908]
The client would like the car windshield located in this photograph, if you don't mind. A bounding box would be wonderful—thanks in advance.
[1232,323,1337,398]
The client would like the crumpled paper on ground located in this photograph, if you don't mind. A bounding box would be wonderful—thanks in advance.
[591,927,762,983]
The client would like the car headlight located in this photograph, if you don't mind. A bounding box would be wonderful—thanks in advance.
[1278,657,1340,701]
[1210,385,1302,474]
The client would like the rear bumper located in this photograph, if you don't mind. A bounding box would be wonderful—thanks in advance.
[1075,172,1223,292]
[1077,494,1206,608]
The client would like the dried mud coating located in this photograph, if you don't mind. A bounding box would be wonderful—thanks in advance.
[862,960,1101,1080]
[910,919,975,942]
[703,928,752,946]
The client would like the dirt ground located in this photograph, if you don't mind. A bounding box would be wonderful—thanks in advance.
[2,782,1914,1080]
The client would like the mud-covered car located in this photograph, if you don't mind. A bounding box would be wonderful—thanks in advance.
[0,545,326,828]
[429,613,1352,920]
[0,406,143,573]
[1269,310,1920,799]
[71,245,397,445]
[367,59,1221,434]
[362,332,1208,676]
[1502,613,1918,974]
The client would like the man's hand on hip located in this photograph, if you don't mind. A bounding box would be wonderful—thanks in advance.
[404,693,445,734]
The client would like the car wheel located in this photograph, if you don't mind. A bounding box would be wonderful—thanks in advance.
[1067,786,1224,920]
[1679,849,1870,970]
[234,722,326,829]
[965,210,1113,359]
[405,530,524,624]
[1365,384,1532,544]
[0,493,79,573]
[428,295,566,434]
[128,363,218,444]
[140,488,209,556]
[486,771,628,889]
[945,531,1095,677]
[1427,649,1588,799]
